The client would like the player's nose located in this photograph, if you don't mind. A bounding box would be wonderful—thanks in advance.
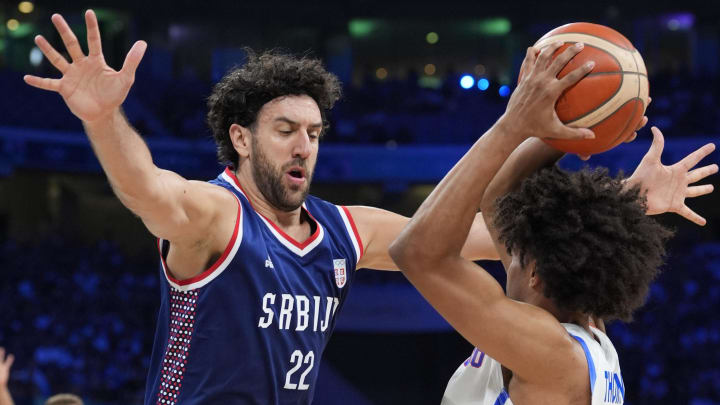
[292,130,312,160]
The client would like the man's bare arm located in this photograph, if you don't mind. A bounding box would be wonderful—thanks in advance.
[82,110,232,244]
[24,11,233,280]
[346,206,498,271]
[390,42,595,379]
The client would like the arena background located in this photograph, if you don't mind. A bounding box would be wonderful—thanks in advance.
[1,0,719,403]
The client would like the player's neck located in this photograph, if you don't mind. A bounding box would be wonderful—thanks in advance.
[553,310,592,332]
[536,296,591,332]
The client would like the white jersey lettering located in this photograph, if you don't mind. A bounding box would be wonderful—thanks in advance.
[279,294,295,330]
[258,293,339,332]
[295,295,309,331]
[258,293,276,328]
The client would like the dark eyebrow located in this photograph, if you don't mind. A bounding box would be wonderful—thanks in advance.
[274,117,323,128]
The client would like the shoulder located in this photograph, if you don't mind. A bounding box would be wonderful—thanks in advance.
[182,180,239,215]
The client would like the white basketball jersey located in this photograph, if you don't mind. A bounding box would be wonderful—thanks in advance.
[441,323,625,405]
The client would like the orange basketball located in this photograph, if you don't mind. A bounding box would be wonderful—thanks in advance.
[528,23,649,155]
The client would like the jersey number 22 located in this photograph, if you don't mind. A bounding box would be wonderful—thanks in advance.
[284,350,315,390]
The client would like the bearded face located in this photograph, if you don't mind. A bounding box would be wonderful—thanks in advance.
[233,95,322,212]
[250,133,313,212]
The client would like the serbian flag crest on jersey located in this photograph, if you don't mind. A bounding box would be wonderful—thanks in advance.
[333,259,347,288]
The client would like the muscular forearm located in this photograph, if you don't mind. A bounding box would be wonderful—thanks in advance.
[82,108,161,211]
[390,117,525,266]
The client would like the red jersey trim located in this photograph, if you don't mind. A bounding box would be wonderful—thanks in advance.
[341,206,364,258]
[223,166,322,250]
[158,194,242,288]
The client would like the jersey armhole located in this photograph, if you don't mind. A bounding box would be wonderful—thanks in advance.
[569,334,597,394]
[337,205,364,265]
[158,192,243,291]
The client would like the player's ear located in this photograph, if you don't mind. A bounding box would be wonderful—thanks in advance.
[230,123,252,159]
[528,262,541,289]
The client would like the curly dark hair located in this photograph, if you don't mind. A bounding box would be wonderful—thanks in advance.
[494,166,673,322]
[207,49,342,167]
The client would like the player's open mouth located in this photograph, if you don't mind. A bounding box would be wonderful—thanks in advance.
[286,167,306,185]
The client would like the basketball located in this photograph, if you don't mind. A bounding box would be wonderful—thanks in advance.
[529,23,649,155]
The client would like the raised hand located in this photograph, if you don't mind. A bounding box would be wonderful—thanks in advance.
[0,348,13,388]
[629,126,717,225]
[504,41,596,141]
[23,10,147,123]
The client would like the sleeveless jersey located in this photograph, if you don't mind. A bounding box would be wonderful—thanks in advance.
[144,168,364,405]
[441,323,625,405]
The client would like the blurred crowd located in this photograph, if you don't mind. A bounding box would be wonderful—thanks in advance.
[4,67,719,145]
[0,237,157,404]
[1,231,719,403]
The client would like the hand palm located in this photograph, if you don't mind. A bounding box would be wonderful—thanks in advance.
[59,56,132,121]
[630,127,717,225]
[640,159,685,216]
[23,10,146,122]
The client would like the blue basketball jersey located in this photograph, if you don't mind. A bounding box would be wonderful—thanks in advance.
[144,168,363,405]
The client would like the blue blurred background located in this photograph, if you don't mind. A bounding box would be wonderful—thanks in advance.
[1,0,719,403]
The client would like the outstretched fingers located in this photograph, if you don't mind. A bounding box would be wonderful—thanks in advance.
[679,205,706,226]
[34,35,70,73]
[51,13,85,62]
[0,347,12,368]
[678,143,716,170]
[687,164,719,184]
[686,184,714,198]
[120,40,148,79]
[85,9,103,57]
[645,126,666,161]
[23,75,61,92]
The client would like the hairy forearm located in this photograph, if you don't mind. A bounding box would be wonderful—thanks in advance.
[390,117,525,266]
[82,108,161,210]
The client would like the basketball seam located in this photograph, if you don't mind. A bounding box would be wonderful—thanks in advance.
[586,71,648,78]
[564,97,641,151]
[605,51,645,147]
[607,98,641,147]
[536,32,635,51]
[559,44,625,124]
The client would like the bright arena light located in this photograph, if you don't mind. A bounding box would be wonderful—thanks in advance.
[376,67,388,80]
[459,75,475,89]
[426,32,439,44]
[498,85,511,97]
[6,19,19,31]
[29,46,43,66]
[18,1,34,13]
[477,78,490,91]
